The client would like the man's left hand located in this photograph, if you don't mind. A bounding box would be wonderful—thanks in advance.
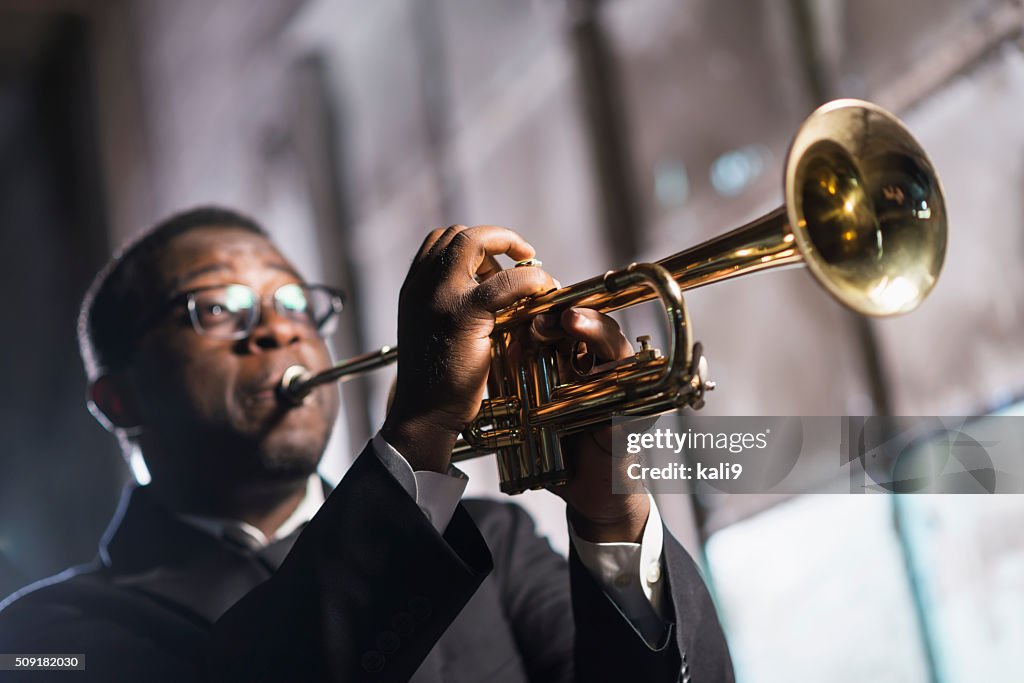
[524,308,650,544]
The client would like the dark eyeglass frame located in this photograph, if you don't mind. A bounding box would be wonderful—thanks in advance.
[135,282,346,342]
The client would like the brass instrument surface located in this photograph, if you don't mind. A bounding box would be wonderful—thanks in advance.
[278,99,948,495]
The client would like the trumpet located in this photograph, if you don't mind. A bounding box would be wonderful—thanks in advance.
[279,99,947,495]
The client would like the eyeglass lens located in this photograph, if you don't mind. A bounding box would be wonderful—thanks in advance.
[188,284,339,339]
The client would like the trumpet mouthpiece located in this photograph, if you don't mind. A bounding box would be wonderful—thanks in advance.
[277,365,312,406]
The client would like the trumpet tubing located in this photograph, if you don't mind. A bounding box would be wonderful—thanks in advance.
[279,99,948,495]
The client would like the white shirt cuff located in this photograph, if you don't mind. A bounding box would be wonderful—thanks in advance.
[371,432,468,533]
[372,433,668,644]
[569,495,667,646]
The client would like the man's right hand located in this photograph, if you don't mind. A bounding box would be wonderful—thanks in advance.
[380,225,556,473]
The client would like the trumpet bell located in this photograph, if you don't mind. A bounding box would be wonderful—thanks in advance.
[279,98,950,495]
[786,99,947,316]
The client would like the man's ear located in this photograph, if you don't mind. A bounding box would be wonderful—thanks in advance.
[88,374,142,433]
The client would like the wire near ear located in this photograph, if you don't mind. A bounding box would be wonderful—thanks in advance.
[87,374,142,433]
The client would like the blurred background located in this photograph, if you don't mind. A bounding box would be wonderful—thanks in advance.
[1,0,1022,680]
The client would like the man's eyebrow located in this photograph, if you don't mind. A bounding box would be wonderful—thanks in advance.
[172,263,228,289]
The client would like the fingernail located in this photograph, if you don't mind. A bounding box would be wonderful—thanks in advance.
[533,314,559,334]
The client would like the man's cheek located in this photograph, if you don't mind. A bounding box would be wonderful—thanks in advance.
[305,344,335,376]
[319,388,341,425]
[173,357,238,426]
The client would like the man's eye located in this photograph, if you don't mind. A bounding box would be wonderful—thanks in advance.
[196,302,236,325]
[276,284,309,312]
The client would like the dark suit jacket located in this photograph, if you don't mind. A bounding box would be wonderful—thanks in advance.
[0,445,733,682]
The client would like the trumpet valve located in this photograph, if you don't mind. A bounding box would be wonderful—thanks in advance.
[635,335,662,363]
[698,355,715,392]
[685,353,715,410]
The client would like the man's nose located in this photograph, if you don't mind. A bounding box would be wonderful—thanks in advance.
[245,305,304,351]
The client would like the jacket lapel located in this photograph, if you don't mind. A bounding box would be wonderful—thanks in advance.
[100,485,304,624]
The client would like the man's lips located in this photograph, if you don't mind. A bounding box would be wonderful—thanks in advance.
[239,365,307,406]
[239,360,327,409]
[247,387,279,403]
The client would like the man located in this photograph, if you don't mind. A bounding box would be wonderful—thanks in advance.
[0,207,733,681]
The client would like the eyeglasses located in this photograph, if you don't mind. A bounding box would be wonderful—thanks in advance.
[138,282,345,341]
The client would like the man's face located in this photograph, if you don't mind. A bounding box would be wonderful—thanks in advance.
[128,226,340,484]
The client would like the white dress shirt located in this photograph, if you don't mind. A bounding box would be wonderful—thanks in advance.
[178,434,669,646]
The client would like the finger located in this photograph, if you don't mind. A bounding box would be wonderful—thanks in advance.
[414,227,451,263]
[445,225,536,278]
[471,264,556,313]
[475,254,502,283]
[426,224,469,259]
[506,337,523,368]
[529,313,563,343]
[559,308,633,361]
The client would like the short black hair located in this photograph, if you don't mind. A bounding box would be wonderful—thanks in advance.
[79,206,268,380]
